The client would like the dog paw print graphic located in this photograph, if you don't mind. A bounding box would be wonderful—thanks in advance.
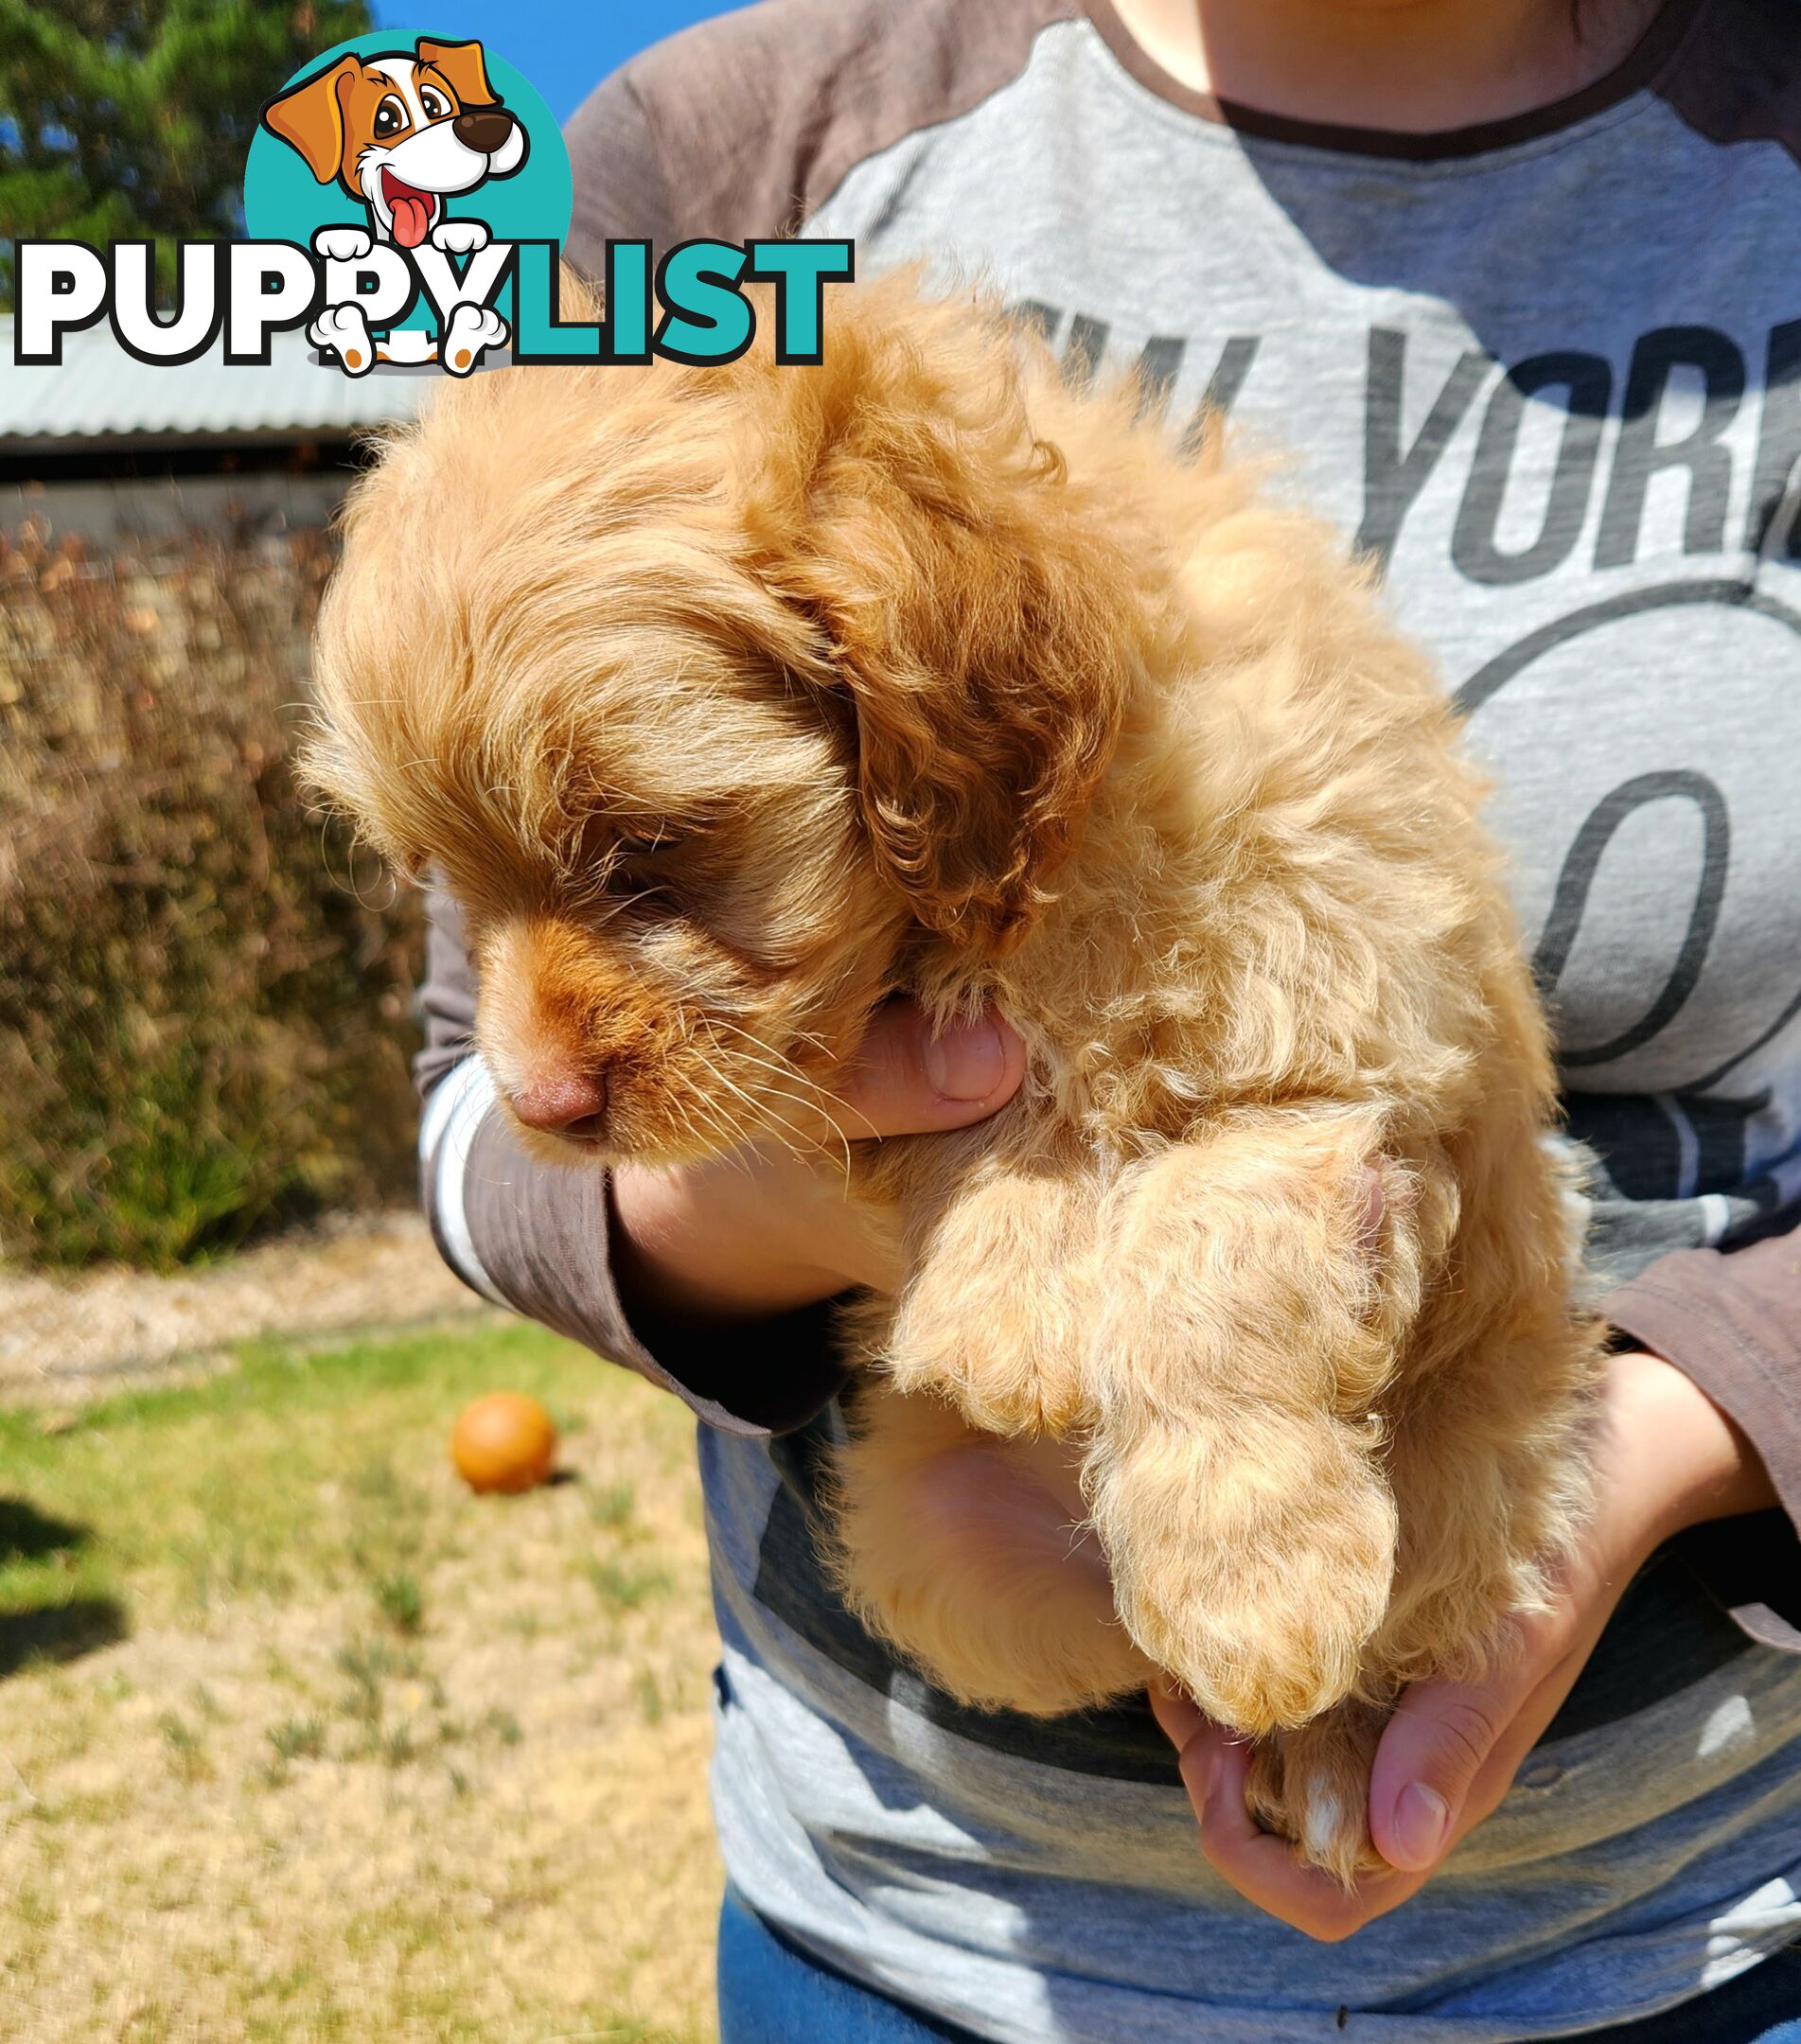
[250,32,570,375]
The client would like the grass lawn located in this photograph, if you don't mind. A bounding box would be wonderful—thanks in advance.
[0,1319,721,2044]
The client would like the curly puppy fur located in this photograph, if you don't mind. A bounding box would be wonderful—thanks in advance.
[307,266,1604,1883]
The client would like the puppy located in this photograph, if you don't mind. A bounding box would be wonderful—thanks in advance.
[306,268,1602,1882]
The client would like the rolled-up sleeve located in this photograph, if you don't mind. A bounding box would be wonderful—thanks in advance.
[1606,1232,1801,1654]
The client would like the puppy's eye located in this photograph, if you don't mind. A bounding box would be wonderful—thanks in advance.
[615,831,684,862]
[418,85,451,120]
[373,96,409,138]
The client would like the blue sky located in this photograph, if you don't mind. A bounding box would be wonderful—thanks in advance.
[368,1,742,125]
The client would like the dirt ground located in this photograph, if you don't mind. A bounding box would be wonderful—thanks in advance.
[0,1247,723,2044]
[0,1212,484,1408]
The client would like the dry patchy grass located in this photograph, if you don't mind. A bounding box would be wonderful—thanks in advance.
[0,1320,722,2042]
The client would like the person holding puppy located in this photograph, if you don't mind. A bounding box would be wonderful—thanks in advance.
[411,0,1801,2035]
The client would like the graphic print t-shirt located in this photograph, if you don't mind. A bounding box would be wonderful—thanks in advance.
[572,0,1801,1289]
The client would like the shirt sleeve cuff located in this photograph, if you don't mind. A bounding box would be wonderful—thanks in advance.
[1605,1241,1801,1655]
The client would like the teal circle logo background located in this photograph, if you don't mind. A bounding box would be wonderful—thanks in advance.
[243,30,572,339]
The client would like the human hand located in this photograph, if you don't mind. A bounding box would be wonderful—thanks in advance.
[1149,1348,1777,1941]
[610,1000,1027,1321]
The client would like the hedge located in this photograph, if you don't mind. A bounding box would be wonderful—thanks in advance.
[0,516,423,1270]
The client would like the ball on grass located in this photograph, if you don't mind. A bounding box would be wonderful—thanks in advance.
[451,1392,557,1494]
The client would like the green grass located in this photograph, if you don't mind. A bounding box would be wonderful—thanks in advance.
[267,1715,327,1763]
[372,1570,427,1635]
[0,1315,720,2043]
[0,1321,593,1650]
[588,1555,675,1613]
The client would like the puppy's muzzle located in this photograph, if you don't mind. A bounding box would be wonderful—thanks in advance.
[453,108,518,154]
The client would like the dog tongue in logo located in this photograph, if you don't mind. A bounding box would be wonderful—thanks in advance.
[393,195,432,246]
[383,170,433,248]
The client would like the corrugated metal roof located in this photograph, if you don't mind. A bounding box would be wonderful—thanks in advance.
[0,317,428,445]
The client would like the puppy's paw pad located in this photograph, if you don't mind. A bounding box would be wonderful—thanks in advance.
[308,304,374,375]
[440,304,507,375]
[311,226,374,262]
[430,219,489,255]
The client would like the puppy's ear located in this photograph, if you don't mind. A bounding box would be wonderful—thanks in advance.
[261,58,357,184]
[758,288,1139,956]
[416,38,501,108]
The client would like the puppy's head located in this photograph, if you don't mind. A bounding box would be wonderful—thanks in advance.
[308,268,1145,1164]
[261,39,525,246]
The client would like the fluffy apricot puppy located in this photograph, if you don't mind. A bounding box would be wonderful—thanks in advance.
[306,267,1603,1883]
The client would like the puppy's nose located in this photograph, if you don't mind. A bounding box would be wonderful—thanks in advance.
[510,1068,608,1137]
[453,108,516,153]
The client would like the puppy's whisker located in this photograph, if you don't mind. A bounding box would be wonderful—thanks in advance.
[706,1014,832,1064]
[700,1016,883,1149]
[698,1019,870,1143]
[695,1025,858,1179]
[693,1051,837,1171]
[665,1089,716,1161]
[700,1033,830,1110]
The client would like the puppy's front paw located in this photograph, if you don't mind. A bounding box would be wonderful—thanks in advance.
[309,303,375,376]
[884,1312,1083,1436]
[440,303,507,376]
[1245,1704,1390,1888]
[431,218,489,255]
[1089,1411,1396,1735]
[311,225,373,262]
[884,1178,1091,1436]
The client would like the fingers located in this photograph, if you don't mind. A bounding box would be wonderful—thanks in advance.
[1148,1674,1208,1751]
[1150,1697,1420,1940]
[827,1002,1026,1139]
[1367,1609,1573,1874]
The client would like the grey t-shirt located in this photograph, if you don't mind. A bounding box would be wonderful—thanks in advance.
[419,2,1801,2036]
[820,8,1801,1287]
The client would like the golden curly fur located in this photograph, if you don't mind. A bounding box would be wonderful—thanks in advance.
[306,266,1603,1884]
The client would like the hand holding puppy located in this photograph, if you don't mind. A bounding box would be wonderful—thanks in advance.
[611,1001,1027,1317]
[616,1048,1775,1941]
[1150,1348,1775,1939]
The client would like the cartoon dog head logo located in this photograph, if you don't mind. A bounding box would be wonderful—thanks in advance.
[260,38,528,251]
[245,30,569,375]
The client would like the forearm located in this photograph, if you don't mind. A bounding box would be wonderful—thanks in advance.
[1598,1231,1799,1655]
[1604,1349,1778,1558]
[1605,1234,1801,1543]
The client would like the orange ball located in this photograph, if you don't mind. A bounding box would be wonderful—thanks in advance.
[451,1392,557,1494]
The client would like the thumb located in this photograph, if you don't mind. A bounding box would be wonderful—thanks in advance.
[1368,1663,1534,1874]
[829,1000,1027,1138]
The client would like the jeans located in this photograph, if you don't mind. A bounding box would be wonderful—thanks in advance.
[716,1887,1801,2044]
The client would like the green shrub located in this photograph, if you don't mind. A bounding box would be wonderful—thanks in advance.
[0,517,423,1270]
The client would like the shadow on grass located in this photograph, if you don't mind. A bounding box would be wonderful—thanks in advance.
[0,1496,90,1565]
[0,1496,129,1677]
[0,1597,129,1679]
